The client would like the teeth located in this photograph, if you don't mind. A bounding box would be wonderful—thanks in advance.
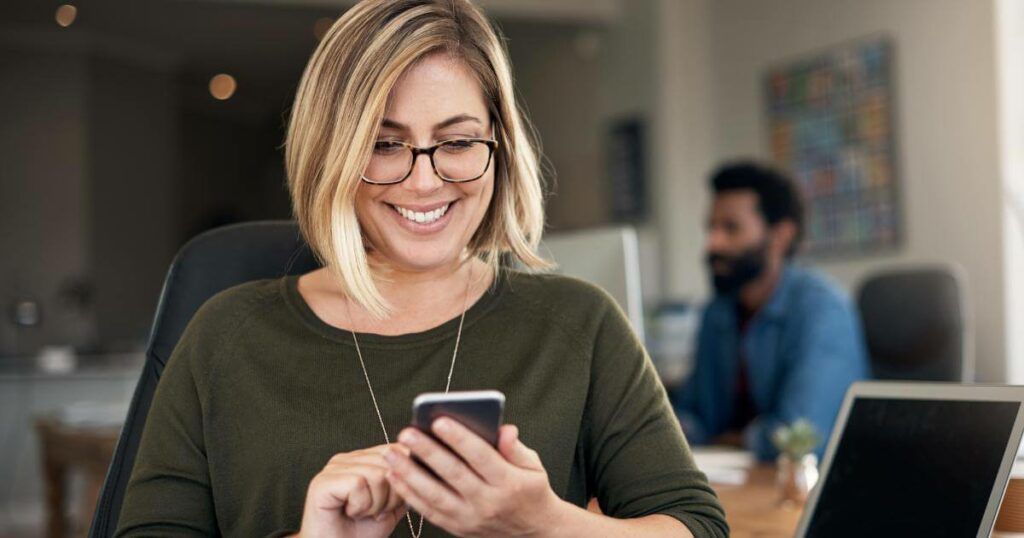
[394,203,450,224]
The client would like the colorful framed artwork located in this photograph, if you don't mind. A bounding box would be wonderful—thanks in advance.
[765,36,901,256]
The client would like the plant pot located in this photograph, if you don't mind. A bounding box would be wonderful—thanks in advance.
[776,453,819,507]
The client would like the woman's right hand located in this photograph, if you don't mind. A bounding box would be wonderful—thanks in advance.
[294,444,410,538]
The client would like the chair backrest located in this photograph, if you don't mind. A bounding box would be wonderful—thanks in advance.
[856,265,972,382]
[88,220,320,537]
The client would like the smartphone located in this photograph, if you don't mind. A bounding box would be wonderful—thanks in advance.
[411,390,505,448]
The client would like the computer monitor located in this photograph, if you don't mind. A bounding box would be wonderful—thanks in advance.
[539,226,645,342]
[796,382,1024,538]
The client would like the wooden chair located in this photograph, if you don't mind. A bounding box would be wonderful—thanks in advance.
[35,417,120,538]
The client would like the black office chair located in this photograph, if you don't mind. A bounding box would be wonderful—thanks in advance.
[88,220,320,538]
[856,265,972,382]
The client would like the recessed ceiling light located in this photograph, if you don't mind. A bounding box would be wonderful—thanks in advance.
[55,4,77,27]
[209,74,237,101]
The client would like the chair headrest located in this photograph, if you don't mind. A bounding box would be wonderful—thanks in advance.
[145,220,320,368]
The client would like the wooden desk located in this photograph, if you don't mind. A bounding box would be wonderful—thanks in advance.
[588,463,802,536]
[715,465,802,538]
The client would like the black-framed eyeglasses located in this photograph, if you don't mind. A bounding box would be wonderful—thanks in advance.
[360,138,499,185]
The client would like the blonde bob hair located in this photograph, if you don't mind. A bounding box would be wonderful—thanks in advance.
[284,0,549,318]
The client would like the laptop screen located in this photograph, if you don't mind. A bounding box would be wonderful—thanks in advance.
[805,397,1020,537]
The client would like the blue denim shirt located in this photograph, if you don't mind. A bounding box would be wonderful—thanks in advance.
[672,264,870,461]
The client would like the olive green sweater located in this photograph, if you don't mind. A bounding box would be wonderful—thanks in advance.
[115,270,727,537]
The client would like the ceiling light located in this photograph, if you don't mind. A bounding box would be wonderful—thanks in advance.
[209,74,237,101]
[55,4,77,27]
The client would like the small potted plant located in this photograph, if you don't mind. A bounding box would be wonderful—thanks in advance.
[772,419,821,507]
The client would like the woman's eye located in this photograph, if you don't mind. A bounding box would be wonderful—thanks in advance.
[373,141,404,155]
[441,140,475,153]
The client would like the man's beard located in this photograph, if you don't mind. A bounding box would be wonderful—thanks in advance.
[706,241,769,295]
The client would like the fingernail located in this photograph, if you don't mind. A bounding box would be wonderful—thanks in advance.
[434,418,451,432]
[399,429,418,445]
[383,449,397,464]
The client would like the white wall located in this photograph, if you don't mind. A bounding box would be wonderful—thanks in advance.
[649,0,717,303]
[651,0,1007,381]
[998,0,1024,384]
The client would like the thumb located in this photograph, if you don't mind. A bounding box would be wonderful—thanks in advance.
[498,425,542,469]
[375,505,408,526]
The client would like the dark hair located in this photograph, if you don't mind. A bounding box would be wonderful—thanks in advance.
[710,160,805,257]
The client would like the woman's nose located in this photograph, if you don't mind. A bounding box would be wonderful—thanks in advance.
[402,152,444,194]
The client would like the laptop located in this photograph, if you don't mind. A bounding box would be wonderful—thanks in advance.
[795,382,1024,538]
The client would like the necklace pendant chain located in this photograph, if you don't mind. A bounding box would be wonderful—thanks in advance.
[347,266,474,538]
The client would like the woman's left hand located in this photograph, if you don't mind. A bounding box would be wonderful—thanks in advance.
[383,419,565,537]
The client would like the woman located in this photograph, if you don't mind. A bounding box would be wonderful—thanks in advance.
[115,1,727,537]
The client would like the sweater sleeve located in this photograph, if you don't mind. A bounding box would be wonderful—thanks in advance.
[582,295,729,538]
[114,295,239,537]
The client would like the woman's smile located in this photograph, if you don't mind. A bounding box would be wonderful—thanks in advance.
[385,199,459,234]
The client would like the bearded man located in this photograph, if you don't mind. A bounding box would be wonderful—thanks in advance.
[672,161,870,461]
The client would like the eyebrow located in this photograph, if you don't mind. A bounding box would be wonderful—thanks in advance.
[380,114,483,132]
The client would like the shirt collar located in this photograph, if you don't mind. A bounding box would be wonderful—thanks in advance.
[708,264,796,327]
[758,264,796,322]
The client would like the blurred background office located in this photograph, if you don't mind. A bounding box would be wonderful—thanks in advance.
[4,0,1024,536]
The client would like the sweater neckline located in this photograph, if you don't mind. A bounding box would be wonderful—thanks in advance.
[280,268,507,349]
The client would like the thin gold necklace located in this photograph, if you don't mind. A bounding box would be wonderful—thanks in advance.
[345,266,473,538]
